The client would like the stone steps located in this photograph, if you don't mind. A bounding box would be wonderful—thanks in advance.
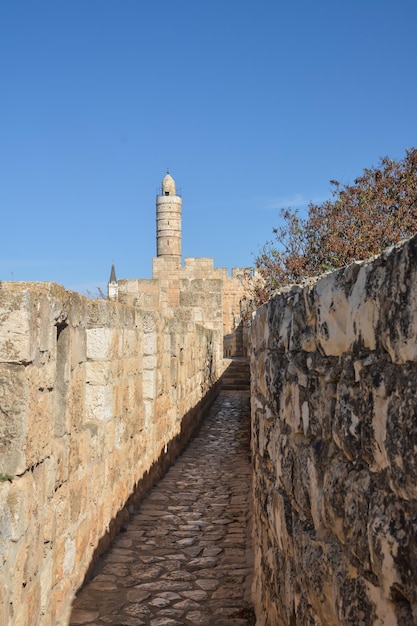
[221,357,250,391]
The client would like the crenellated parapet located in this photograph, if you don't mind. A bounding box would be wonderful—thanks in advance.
[117,256,250,359]
[108,173,251,357]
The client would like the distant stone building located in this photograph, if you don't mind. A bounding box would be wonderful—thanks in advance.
[108,171,250,357]
[107,263,118,301]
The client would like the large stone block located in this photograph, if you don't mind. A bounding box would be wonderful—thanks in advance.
[85,360,110,385]
[143,331,157,356]
[70,329,86,369]
[0,289,33,363]
[313,269,351,356]
[86,328,113,361]
[84,383,113,422]
[0,364,29,475]
[122,328,140,357]
[142,368,156,400]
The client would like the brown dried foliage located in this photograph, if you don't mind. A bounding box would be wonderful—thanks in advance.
[251,147,417,308]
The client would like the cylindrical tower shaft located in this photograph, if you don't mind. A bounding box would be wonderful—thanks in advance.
[156,172,182,259]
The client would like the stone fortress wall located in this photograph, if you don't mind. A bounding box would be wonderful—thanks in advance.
[0,281,221,625]
[116,172,250,358]
[2,167,417,626]
[0,173,248,625]
[250,234,417,625]
[118,257,250,360]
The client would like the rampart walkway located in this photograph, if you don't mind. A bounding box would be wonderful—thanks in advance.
[69,390,255,626]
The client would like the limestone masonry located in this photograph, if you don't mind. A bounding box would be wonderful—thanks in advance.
[250,234,417,625]
[0,173,247,625]
[113,172,249,360]
[1,171,417,625]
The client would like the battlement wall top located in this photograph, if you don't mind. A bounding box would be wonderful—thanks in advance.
[183,259,253,280]
[231,267,252,278]
[118,278,159,293]
[184,257,215,269]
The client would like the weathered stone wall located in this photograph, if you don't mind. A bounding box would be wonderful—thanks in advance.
[118,257,249,358]
[250,235,417,625]
[0,281,219,626]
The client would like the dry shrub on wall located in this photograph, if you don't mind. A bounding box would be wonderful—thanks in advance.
[250,147,417,308]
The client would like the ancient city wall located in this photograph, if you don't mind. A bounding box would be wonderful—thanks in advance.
[250,234,417,625]
[118,257,250,359]
[0,282,219,626]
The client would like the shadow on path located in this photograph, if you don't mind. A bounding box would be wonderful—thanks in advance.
[70,390,255,626]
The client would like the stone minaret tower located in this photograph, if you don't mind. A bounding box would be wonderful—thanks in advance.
[156,171,182,261]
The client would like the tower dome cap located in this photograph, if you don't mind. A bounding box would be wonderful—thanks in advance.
[162,170,176,195]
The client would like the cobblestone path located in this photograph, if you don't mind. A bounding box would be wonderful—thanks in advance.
[69,391,254,626]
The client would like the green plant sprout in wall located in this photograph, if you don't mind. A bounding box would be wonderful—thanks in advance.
[0,473,13,482]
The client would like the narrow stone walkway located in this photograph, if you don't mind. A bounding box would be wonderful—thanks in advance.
[69,391,255,626]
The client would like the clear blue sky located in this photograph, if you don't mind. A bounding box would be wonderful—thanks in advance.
[1,1,417,294]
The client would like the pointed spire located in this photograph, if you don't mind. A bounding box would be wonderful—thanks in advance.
[109,264,117,283]
[107,264,118,300]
